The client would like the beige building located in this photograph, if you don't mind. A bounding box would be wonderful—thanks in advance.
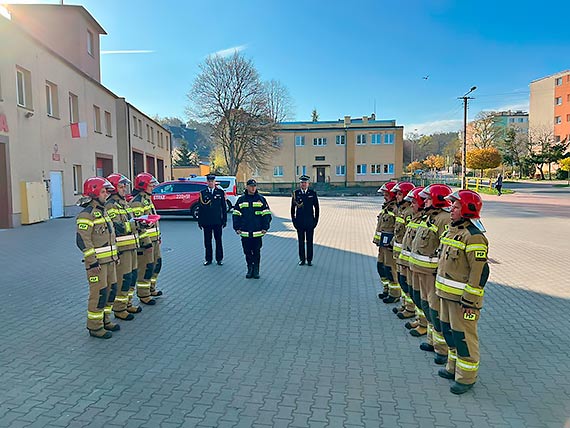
[244,115,403,186]
[0,4,170,228]
[530,70,570,143]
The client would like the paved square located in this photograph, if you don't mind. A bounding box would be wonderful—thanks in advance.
[0,193,569,427]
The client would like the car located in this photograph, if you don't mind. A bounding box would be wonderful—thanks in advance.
[151,180,208,220]
[186,175,238,211]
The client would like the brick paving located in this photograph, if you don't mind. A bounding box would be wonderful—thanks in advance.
[0,192,569,427]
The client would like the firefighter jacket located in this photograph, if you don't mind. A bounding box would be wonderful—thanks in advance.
[105,194,139,252]
[198,187,227,227]
[396,207,420,267]
[130,190,160,246]
[232,191,272,238]
[76,199,118,269]
[373,199,397,247]
[409,207,450,274]
[392,201,413,254]
[290,188,320,229]
[435,219,490,309]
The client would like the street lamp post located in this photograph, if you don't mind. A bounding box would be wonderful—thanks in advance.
[459,86,477,189]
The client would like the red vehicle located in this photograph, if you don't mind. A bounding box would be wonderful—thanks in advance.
[151,179,208,220]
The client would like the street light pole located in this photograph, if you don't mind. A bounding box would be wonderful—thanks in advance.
[412,128,417,162]
[459,86,477,189]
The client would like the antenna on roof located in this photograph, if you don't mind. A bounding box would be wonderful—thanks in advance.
[373,99,376,115]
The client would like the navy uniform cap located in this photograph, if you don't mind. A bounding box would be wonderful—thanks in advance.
[206,174,216,180]
[246,179,257,186]
[299,175,310,182]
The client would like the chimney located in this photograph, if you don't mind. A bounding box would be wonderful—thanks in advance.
[370,113,376,120]
[344,116,351,126]
[362,116,368,124]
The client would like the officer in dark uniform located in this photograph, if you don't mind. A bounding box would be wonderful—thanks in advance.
[232,179,272,279]
[198,174,227,266]
[291,175,320,266]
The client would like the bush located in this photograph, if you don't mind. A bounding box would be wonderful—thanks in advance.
[556,169,569,180]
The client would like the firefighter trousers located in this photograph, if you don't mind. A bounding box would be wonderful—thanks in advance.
[378,246,401,298]
[136,246,154,298]
[414,270,448,355]
[113,250,136,314]
[440,298,480,385]
[241,237,262,267]
[86,262,117,332]
[150,242,162,295]
[409,270,427,329]
[397,265,416,313]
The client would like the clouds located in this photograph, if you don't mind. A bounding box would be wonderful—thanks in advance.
[210,44,248,58]
[404,119,463,135]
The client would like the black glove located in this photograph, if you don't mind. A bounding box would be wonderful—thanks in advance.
[222,223,226,228]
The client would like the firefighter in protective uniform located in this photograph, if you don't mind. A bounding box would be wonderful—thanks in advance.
[130,172,162,305]
[391,182,418,319]
[408,184,452,365]
[436,190,489,395]
[106,173,140,319]
[76,177,119,339]
[399,187,427,331]
[373,181,400,303]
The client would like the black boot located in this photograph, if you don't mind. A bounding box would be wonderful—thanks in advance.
[252,263,260,279]
[450,381,474,395]
[434,353,448,365]
[246,264,254,279]
[438,368,454,379]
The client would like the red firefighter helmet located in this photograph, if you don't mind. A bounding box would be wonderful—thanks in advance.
[393,181,416,198]
[378,181,398,199]
[404,186,425,208]
[83,177,115,198]
[419,184,452,208]
[446,189,483,219]
[106,173,131,194]
[134,172,159,191]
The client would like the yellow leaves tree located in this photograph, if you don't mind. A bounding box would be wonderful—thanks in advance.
[407,161,424,172]
[423,154,445,171]
[559,157,570,185]
[466,147,502,177]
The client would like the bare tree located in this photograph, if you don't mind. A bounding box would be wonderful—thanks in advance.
[468,112,503,149]
[265,79,294,123]
[527,126,555,179]
[311,109,319,122]
[187,53,292,175]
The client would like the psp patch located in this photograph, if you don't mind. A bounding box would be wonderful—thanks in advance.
[78,223,89,230]
[475,250,487,260]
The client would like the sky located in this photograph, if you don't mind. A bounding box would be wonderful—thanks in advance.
[5,0,570,135]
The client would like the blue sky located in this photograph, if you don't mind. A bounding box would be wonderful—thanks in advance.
[7,0,570,134]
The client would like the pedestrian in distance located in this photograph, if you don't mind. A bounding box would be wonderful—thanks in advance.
[494,173,503,196]
[198,174,227,266]
[75,177,119,339]
[291,174,320,266]
[232,179,272,279]
[435,190,489,395]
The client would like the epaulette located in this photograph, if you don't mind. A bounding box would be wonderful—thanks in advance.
[466,223,483,236]
[82,205,94,214]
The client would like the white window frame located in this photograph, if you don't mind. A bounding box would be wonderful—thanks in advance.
[336,135,345,145]
[556,77,563,86]
[87,30,94,56]
[273,166,284,177]
[313,137,327,146]
[555,116,562,125]
[384,133,395,144]
[16,66,32,109]
[105,111,112,137]
[93,105,102,133]
[356,134,367,145]
[68,92,79,124]
[273,136,283,147]
[295,136,305,146]
[45,81,59,118]
[383,163,394,174]
[73,165,83,195]
[138,119,142,139]
[371,134,382,145]
[370,164,382,175]
[356,164,367,175]
[555,97,562,106]
[335,165,346,176]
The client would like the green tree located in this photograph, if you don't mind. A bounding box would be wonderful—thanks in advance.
[311,108,319,122]
[466,147,502,177]
[173,140,198,166]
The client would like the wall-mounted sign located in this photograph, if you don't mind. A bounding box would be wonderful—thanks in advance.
[0,113,8,133]
[52,143,60,161]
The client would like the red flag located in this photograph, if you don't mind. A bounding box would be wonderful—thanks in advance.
[70,122,87,138]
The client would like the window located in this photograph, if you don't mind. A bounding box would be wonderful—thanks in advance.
[356,164,367,175]
[335,165,346,176]
[371,164,382,174]
[138,119,142,138]
[146,124,150,141]
[517,118,524,123]
[16,66,32,108]
[384,133,395,144]
[555,77,563,86]
[295,136,305,146]
[555,135,561,142]
[132,116,138,136]
[313,137,327,146]
[45,81,59,117]
[508,118,515,123]
[315,156,325,161]
[273,166,284,176]
[336,135,345,145]
[356,134,367,145]
[68,93,79,123]
[383,163,394,174]
[371,134,382,144]
[93,105,102,133]
[555,116,562,125]
[273,136,283,147]
[105,111,112,136]
[87,30,94,56]
[150,127,154,144]
[567,114,570,122]
[567,94,570,102]
[166,135,170,150]
[555,97,562,105]
[296,165,307,175]
[73,165,82,195]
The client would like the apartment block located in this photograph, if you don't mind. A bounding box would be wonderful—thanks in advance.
[244,115,403,186]
[530,70,570,142]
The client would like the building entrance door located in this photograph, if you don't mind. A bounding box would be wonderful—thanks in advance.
[0,139,12,228]
[49,171,64,218]
[316,167,326,183]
